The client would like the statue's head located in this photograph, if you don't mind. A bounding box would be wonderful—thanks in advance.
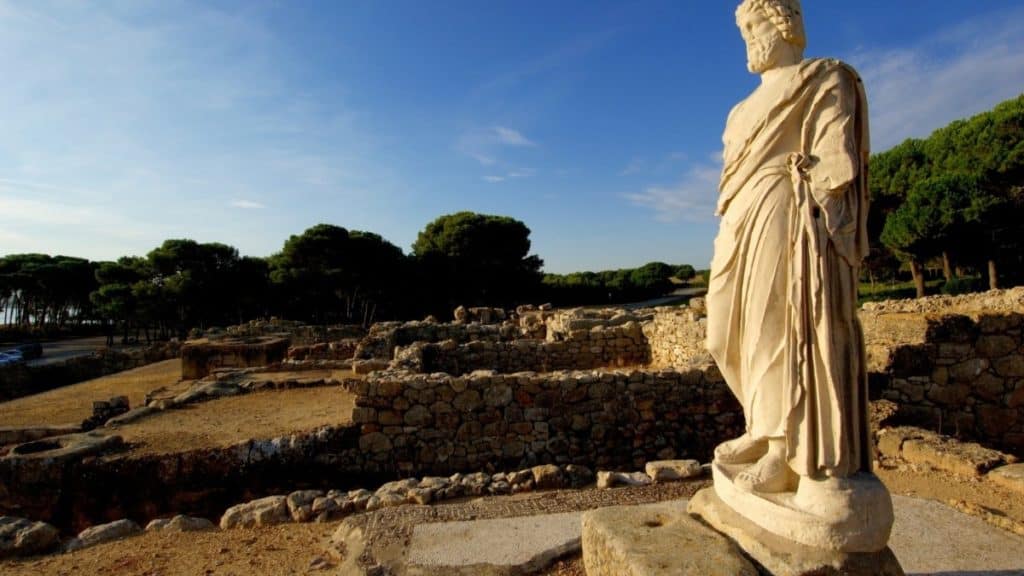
[736,0,806,74]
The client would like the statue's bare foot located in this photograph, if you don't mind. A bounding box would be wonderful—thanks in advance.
[734,449,797,493]
[714,434,768,464]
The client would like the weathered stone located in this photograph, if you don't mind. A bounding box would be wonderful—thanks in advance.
[0,516,60,558]
[596,470,651,489]
[994,355,1024,377]
[404,404,433,427]
[287,490,324,522]
[145,515,214,533]
[452,389,482,412]
[645,459,703,482]
[689,489,904,576]
[977,335,1018,358]
[531,464,565,490]
[948,358,989,382]
[220,495,290,529]
[69,519,142,551]
[582,500,757,576]
[989,463,1024,495]
[359,432,392,453]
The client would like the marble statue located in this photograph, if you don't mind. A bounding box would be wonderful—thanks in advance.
[695,0,899,560]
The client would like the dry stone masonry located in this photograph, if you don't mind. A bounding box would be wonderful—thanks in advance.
[349,366,741,476]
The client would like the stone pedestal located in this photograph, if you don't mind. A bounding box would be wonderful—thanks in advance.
[689,489,905,576]
[711,461,895,552]
[582,501,758,576]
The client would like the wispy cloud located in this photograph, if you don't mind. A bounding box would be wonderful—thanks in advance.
[230,199,265,209]
[483,168,534,183]
[457,125,538,166]
[625,162,719,222]
[848,8,1024,150]
[492,126,536,147]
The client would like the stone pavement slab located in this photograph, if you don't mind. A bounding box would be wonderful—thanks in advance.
[391,491,1024,575]
[890,495,1024,575]
[407,511,582,575]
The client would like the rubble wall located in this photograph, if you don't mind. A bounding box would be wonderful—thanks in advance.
[347,366,743,476]
[869,312,1024,454]
[407,322,650,374]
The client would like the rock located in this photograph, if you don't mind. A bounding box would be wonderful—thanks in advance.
[582,500,757,576]
[989,463,1024,495]
[220,495,290,529]
[0,516,60,558]
[688,488,904,576]
[69,519,142,551]
[287,490,324,522]
[408,488,433,505]
[105,406,156,427]
[531,464,566,490]
[596,471,652,489]
[564,464,595,487]
[645,459,703,482]
[347,489,373,510]
[146,515,214,533]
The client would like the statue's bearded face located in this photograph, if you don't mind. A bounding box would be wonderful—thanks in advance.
[737,8,787,73]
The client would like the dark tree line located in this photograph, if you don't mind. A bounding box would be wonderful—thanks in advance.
[541,262,696,307]
[9,212,678,341]
[871,94,1024,297]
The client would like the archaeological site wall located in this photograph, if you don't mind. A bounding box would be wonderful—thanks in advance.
[393,322,650,374]
[866,310,1024,454]
[346,367,743,476]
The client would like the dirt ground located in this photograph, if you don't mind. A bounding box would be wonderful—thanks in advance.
[1,523,337,576]
[0,465,1022,576]
[0,360,182,428]
[115,385,357,456]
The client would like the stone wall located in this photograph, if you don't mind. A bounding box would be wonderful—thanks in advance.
[354,320,522,361]
[287,339,360,362]
[869,311,1024,454]
[395,322,650,374]
[347,366,742,476]
[641,307,708,369]
[180,337,290,380]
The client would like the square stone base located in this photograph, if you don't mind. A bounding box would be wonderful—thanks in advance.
[688,488,905,576]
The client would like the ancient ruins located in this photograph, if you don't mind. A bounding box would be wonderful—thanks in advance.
[0,287,1021,572]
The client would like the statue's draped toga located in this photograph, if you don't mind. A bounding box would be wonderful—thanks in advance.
[706,58,871,478]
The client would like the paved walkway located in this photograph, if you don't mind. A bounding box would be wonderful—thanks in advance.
[395,491,1024,575]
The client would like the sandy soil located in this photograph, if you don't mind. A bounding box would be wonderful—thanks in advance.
[115,385,356,456]
[1,523,337,576]
[876,465,1024,525]
[0,360,182,428]
[1,466,1022,576]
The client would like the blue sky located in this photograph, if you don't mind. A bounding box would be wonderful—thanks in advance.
[1,1,1023,273]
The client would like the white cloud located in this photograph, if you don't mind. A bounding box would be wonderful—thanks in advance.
[230,199,265,209]
[848,9,1024,150]
[482,168,534,183]
[625,163,719,222]
[457,125,537,165]
[492,126,536,147]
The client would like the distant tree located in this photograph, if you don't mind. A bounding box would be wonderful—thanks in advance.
[413,212,543,314]
[673,264,697,281]
[270,224,407,325]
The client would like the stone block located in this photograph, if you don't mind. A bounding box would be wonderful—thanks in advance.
[988,463,1024,495]
[582,500,758,576]
[645,459,703,482]
[688,489,904,576]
